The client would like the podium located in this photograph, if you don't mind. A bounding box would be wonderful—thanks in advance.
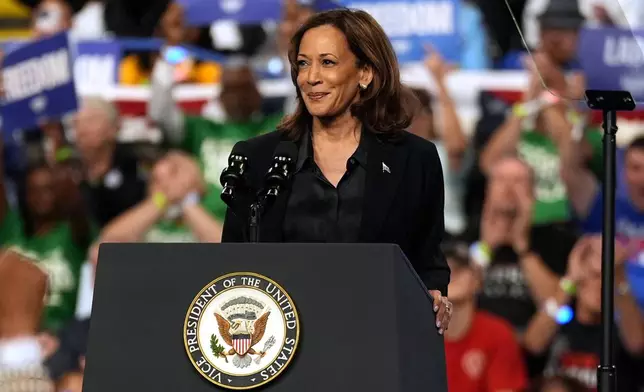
[83,243,447,392]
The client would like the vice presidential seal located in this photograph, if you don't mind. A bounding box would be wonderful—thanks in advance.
[183,273,299,390]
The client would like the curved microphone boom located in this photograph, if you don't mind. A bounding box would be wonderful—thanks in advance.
[219,141,251,208]
[260,141,298,210]
[247,141,297,243]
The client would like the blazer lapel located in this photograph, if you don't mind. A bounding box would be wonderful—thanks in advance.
[359,135,408,242]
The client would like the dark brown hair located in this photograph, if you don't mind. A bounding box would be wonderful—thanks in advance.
[411,87,433,114]
[277,8,415,140]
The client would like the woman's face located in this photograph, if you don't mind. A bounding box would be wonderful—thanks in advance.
[26,167,57,219]
[295,25,372,119]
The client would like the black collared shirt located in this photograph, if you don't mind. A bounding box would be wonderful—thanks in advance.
[282,131,368,243]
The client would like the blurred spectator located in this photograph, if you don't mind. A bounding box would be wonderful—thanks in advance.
[150,40,282,226]
[443,241,528,392]
[31,0,72,40]
[480,48,598,229]
[0,138,92,333]
[561,135,644,312]
[502,0,585,70]
[0,249,53,392]
[523,236,644,390]
[73,97,149,227]
[475,156,573,377]
[119,2,221,85]
[409,49,469,239]
[99,151,222,243]
[524,0,644,52]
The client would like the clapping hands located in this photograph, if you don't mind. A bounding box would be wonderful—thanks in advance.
[150,151,205,204]
[480,182,534,252]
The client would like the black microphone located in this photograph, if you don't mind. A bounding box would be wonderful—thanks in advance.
[219,141,251,207]
[260,141,298,209]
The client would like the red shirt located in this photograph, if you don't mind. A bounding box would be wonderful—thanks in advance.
[445,311,527,392]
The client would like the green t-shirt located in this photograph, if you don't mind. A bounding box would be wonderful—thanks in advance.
[143,190,222,243]
[146,113,283,240]
[518,129,603,224]
[0,209,88,332]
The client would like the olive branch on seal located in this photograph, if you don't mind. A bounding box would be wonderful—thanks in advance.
[210,334,228,363]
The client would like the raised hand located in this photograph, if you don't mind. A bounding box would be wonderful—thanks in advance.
[423,44,456,83]
[528,51,567,95]
[480,207,512,249]
[154,152,205,204]
[566,236,593,284]
[510,184,534,254]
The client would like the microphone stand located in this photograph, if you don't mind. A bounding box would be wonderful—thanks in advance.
[584,90,635,392]
[248,190,280,243]
[248,201,262,243]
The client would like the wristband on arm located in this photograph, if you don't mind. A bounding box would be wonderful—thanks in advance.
[469,241,492,269]
[559,277,577,296]
[181,191,201,209]
[543,297,562,320]
[152,192,169,211]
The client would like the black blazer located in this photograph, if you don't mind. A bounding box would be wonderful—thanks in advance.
[221,130,450,295]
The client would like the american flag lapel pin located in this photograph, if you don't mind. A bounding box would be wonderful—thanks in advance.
[382,162,390,174]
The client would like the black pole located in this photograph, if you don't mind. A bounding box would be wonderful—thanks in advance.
[598,108,617,392]
[585,90,635,392]
[249,202,261,243]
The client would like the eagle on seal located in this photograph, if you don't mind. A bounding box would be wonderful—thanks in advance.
[214,310,271,368]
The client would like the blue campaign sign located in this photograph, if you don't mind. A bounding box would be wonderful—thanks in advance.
[578,27,644,102]
[178,0,282,25]
[338,0,461,63]
[0,32,78,134]
[74,41,122,92]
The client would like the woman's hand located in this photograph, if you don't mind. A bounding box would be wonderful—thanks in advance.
[429,290,452,335]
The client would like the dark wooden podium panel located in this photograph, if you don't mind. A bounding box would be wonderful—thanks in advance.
[84,243,447,392]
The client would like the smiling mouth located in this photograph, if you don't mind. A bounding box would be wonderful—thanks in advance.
[307,92,328,100]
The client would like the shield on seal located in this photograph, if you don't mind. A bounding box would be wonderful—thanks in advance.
[232,333,252,355]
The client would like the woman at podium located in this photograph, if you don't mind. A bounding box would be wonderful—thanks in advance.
[222,9,453,333]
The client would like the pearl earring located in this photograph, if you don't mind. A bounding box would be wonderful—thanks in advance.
[360,83,368,90]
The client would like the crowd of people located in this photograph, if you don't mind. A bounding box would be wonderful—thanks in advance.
[0,0,644,392]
